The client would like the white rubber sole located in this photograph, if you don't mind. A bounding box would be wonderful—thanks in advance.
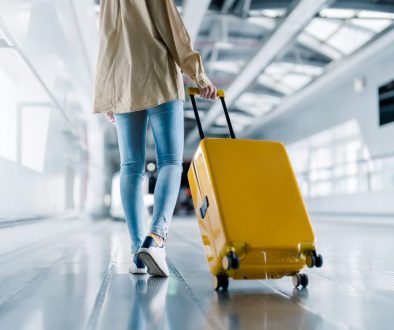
[138,249,169,277]
[129,266,147,275]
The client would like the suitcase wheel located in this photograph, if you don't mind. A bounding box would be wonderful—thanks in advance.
[213,275,229,291]
[292,273,308,289]
[222,251,240,271]
[306,252,323,268]
[315,254,323,268]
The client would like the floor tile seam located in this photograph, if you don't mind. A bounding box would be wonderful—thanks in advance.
[167,260,224,330]
[84,261,115,330]
[168,231,228,329]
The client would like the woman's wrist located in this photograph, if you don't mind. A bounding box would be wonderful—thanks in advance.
[195,73,212,89]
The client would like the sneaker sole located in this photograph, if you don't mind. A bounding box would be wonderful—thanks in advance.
[138,251,168,277]
[129,268,147,275]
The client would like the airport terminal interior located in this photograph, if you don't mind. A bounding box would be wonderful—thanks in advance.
[1,0,394,329]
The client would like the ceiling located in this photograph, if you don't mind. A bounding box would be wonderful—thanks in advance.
[167,0,394,151]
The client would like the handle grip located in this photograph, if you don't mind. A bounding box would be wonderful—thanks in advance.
[187,87,225,98]
[188,87,236,141]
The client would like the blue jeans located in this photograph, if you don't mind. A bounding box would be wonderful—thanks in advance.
[114,100,184,254]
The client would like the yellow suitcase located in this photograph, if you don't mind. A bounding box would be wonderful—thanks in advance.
[187,88,323,290]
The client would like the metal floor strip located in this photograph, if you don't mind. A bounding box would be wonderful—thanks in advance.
[85,262,116,330]
[167,260,224,330]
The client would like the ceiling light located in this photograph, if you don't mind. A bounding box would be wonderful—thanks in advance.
[215,41,234,49]
[320,8,356,19]
[357,11,394,19]
[147,163,156,172]
[249,9,286,18]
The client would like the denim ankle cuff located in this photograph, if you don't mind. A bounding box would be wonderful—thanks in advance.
[150,227,167,241]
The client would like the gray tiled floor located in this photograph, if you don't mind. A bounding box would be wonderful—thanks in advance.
[0,216,393,330]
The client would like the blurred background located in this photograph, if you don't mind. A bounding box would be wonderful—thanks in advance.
[1,0,394,223]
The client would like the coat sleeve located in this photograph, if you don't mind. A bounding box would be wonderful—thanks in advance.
[146,0,212,89]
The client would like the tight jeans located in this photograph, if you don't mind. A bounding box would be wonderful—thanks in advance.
[114,100,184,254]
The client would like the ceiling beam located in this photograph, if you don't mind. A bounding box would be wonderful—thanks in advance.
[234,0,253,18]
[249,0,294,10]
[185,0,329,145]
[182,0,211,41]
[331,1,394,13]
[221,0,237,13]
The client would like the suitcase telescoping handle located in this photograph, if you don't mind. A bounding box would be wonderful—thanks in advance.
[188,87,236,140]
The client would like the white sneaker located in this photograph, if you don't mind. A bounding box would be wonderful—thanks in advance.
[129,254,148,274]
[137,236,169,277]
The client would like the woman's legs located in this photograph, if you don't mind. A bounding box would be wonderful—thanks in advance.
[147,100,184,242]
[114,110,148,254]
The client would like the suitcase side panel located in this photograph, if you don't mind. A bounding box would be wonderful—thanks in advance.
[188,146,231,275]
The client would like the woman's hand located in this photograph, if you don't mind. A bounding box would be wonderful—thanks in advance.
[106,111,115,124]
[199,84,217,101]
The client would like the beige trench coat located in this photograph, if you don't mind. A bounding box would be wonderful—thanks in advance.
[92,0,212,114]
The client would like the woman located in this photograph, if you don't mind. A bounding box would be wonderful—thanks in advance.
[92,0,217,276]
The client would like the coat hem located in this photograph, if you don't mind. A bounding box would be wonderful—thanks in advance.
[92,96,185,114]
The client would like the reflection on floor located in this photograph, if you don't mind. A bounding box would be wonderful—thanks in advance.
[0,215,393,329]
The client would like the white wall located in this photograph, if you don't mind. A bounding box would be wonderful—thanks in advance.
[0,0,108,221]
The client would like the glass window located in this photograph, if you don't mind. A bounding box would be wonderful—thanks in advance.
[265,63,288,76]
[235,93,280,116]
[288,63,324,76]
[215,113,251,127]
[327,26,374,55]
[20,105,51,172]
[281,73,312,90]
[351,18,392,33]
[305,18,340,41]
[0,65,17,162]
[297,33,343,60]
[257,74,294,95]
[0,49,52,171]
[286,120,376,197]
[208,60,244,74]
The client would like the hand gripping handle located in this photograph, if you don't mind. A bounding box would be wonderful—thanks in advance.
[187,87,236,140]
